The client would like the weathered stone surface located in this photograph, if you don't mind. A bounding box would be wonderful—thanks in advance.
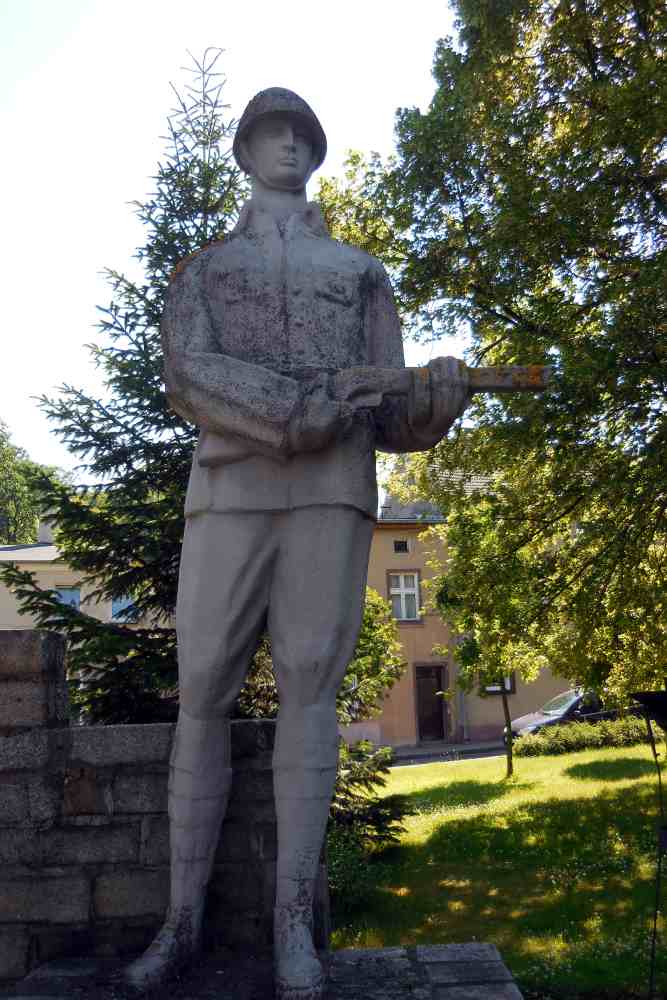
[0,728,51,771]
[69,724,174,766]
[228,768,274,803]
[215,819,276,862]
[433,985,523,1000]
[94,869,169,919]
[0,870,90,922]
[27,773,63,824]
[0,679,48,728]
[335,947,408,963]
[43,822,140,865]
[113,769,168,813]
[231,719,276,760]
[0,778,28,824]
[63,765,114,816]
[139,814,170,865]
[0,925,30,979]
[9,944,523,998]
[426,961,513,985]
[0,630,65,680]
[416,944,501,963]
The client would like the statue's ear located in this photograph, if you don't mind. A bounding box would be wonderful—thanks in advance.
[237,137,254,176]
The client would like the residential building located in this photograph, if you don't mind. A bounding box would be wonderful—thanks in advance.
[348,496,567,746]
[0,509,567,745]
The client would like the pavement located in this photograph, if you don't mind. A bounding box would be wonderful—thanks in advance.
[390,739,504,767]
[1,946,523,999]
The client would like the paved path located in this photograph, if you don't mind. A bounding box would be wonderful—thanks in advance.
[391,741,505,767]
[2,945,522,1000]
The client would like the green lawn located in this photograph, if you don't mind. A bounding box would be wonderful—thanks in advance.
[332,745,667,998]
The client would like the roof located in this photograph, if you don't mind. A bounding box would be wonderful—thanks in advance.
[0,543,61,563]
[378,497,444,524]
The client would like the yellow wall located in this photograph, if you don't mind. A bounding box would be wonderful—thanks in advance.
[0,558,111,628]
[358,521,570,747]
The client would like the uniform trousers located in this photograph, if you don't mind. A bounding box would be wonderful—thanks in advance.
[174,505,374,907]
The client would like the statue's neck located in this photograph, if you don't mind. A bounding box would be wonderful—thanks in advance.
[250,178,308,224]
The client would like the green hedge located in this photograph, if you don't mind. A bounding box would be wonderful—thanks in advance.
[514,715,650,756]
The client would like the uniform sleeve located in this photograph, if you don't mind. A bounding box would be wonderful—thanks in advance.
[366,265,444,453]
[161,252,302,454]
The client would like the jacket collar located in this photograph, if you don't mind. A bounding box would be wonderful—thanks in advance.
[233,200,330,239]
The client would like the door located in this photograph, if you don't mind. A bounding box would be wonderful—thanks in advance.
[416,664,448,742]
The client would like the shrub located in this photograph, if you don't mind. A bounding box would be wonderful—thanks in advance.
[514,715,650,756]
[326,825,387,915]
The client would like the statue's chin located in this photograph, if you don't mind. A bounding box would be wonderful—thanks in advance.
[252,166,313,194]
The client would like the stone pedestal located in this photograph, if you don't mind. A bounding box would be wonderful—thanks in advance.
[8,944,524,998]
[0,634,328,981]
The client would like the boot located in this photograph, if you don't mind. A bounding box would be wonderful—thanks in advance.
[121,712,232,992]
[272,704,338,1000]
[274,904,324,1000]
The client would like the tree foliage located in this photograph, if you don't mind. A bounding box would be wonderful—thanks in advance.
[383,0,666,700]
[0,424,45,546]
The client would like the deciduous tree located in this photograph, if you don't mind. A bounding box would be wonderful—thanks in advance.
[384,0,666,701]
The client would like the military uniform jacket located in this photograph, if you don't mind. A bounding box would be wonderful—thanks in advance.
[162,201,442,519]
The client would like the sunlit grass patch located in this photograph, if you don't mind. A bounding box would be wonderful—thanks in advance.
[331,745,667,997]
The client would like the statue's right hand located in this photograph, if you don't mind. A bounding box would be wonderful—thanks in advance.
[288,377,353,454]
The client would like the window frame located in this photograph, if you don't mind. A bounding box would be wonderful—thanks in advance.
[387,569,421,622]
[55,586,81,610]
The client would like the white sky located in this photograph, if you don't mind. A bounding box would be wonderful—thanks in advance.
[1,0,459,472]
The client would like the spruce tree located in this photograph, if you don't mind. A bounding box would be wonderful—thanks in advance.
[1,49,248,721]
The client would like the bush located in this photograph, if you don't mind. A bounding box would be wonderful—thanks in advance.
[330,740,410,850]
[326,825,387,915]
[327,740,410,914]
[514,715,650,757]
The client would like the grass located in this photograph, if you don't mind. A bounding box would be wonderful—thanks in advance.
[331,744,667,998]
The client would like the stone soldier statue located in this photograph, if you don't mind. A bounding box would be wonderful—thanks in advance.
[123,88,470,999]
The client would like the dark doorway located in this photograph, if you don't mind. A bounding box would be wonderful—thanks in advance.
[416,664,449,742]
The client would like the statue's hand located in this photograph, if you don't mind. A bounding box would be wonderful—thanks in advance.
[287,376,353,454]
[417,357,471,432]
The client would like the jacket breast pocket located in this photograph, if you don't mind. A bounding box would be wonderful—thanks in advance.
[314,271,357,308]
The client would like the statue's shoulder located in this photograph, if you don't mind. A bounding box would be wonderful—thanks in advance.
[168,233,241,286]
[320,233,388,281]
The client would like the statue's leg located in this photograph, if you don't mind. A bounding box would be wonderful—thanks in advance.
[269,506,373,1000]
[122,512,274,991]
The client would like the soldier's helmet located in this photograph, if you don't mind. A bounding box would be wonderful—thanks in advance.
[233,87,327,175]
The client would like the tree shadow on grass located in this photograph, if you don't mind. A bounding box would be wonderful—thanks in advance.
[565,757,656,782]
[402,778,533,813]
[343,782,666,994]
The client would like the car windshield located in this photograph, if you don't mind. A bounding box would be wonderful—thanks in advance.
[539,691,580,716]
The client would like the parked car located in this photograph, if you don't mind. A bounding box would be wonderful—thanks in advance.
[504,689,626,743]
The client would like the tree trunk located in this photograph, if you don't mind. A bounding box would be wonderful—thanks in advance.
[501,684,514,779]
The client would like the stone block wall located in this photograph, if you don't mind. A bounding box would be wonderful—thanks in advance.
[0,631,68,736]
[0,631,329,981]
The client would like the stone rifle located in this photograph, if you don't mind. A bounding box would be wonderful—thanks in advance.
[333,362,551,425]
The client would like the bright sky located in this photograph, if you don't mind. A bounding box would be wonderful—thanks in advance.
[1,0,459,472]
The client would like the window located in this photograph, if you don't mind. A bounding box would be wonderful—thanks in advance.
[484,673,516,695]
[112,595,136,621]
[388,572,420,620]
[56,587,80,610]
[393,539,409,553]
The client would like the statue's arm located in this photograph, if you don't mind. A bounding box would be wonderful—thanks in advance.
[161,254,301,454]
[365,266,467,452]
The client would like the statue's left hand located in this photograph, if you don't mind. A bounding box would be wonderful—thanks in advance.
[414,356,471,432]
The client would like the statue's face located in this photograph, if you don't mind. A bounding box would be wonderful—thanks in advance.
[244,113,314,191]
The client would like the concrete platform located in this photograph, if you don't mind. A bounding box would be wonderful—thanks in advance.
[1,945,522,999]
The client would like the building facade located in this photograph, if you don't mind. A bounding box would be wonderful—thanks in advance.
[0,511,567,746]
